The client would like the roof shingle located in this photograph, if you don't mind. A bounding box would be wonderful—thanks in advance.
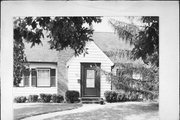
[24,32,133,63]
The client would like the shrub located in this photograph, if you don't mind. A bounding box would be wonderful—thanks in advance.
[28,95,39,102]
[40,94,52,103]
[104,91,117,103]
[104,90,149,102]
[65,90,79,103]
[116,92,125,102]
[14,96,27,103]
[100,98,105,105]
[131,92,139,101]
[51,94,64,103]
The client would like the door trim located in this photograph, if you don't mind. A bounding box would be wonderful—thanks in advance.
[80,63,101,97]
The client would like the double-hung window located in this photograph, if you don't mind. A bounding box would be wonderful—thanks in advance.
[37,69,51,87]
[31,68,56,87]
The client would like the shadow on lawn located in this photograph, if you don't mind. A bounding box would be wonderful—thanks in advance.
[118,102,159,119]
[121,102,158,113]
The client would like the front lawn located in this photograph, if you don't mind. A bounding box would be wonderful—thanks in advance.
[46,102,159,120]
[14,103,82,120]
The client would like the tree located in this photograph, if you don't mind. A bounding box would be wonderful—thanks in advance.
[94,63,159,100]
[106,17,159,100]
[13,17,102,86]
[109,17,159,69]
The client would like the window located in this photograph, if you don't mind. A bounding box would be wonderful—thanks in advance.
[37,69,50,87]
[86,69,95,88]
[19,69,30,87]
[132,73,142,80]
[31,68,56,87]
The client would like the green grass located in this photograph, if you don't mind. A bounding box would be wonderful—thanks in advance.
[46,102,159,120]
[14,103,82,120]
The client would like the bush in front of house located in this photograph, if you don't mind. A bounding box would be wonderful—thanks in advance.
[51,94,64,103]
[65,90,80,103]
[116,92,125,102]
[28,95,39,102]
[104,90,144,102]
[14,96,27,103]
[104,91,117,103]
[40,94,52,103]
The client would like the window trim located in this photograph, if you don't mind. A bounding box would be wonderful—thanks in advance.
[36,68,51,87]
[132,72,143,80]
[19,74,30,87]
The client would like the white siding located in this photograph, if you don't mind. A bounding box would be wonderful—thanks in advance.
[13,63,58,97]
[13,87,57,97]
[67,41,114,98]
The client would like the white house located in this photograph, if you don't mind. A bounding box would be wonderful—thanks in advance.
[13,32,119,98]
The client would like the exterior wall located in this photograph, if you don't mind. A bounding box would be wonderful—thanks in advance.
[57,49,74,96]
[13,62,58,97]
[111,64,143,91]
[67,42,113,98]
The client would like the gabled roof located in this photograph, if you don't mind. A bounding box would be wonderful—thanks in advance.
[24,38,59,62]
[24,32,132,63]
[66,41,114,66]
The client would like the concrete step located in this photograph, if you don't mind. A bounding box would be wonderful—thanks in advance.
[82,100,100,104]
[81,97,101,104]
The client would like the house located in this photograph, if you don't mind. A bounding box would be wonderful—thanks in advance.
[14,32,133,98]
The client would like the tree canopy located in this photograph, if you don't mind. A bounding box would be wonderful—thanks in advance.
[107,17,159,100]
[13,17,102,86]
[109,17,159,69]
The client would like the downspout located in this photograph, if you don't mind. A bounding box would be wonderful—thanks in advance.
[111,64,115,90]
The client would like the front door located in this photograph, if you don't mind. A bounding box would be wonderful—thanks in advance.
[81,63,100,97]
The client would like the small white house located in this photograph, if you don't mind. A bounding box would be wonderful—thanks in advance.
[13,32,115,98]
[66,41,113,98]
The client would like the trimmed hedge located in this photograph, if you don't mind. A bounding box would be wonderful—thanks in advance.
[65,90,79,103]
[51,94,64,103]
[14,93,65,103]
[14,96,27,103]
[116,92,125,102]
[28,95,38,102]
[40,94,52,103]
[104,91,117,103]
[104,90,143,103]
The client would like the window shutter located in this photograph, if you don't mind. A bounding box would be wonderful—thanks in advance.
[31,69,37,87]
[24,69,30,87]
[50,69,56,87]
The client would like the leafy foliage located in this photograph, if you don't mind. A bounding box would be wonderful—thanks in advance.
[28,95,38,102]
[14,96,27,103]
[13,17,101,86]
[109,17,159,69]
[104,91,117,102]
[13,34,28,86]
[104,90,142,102]
[51,94,64,103]
[65,90,80,103]
[39,94,52,103]
[104,49,134,63]
[95,63,159,100]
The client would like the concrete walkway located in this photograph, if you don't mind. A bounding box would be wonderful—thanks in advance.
[21,103,124,120]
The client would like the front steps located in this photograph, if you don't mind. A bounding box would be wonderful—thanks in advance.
[81,97,104,104]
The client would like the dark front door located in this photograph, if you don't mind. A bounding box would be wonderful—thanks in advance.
[81,63,100,97]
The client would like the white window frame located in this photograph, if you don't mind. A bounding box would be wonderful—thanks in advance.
[132,72,143,80]
[37,68,51,87]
